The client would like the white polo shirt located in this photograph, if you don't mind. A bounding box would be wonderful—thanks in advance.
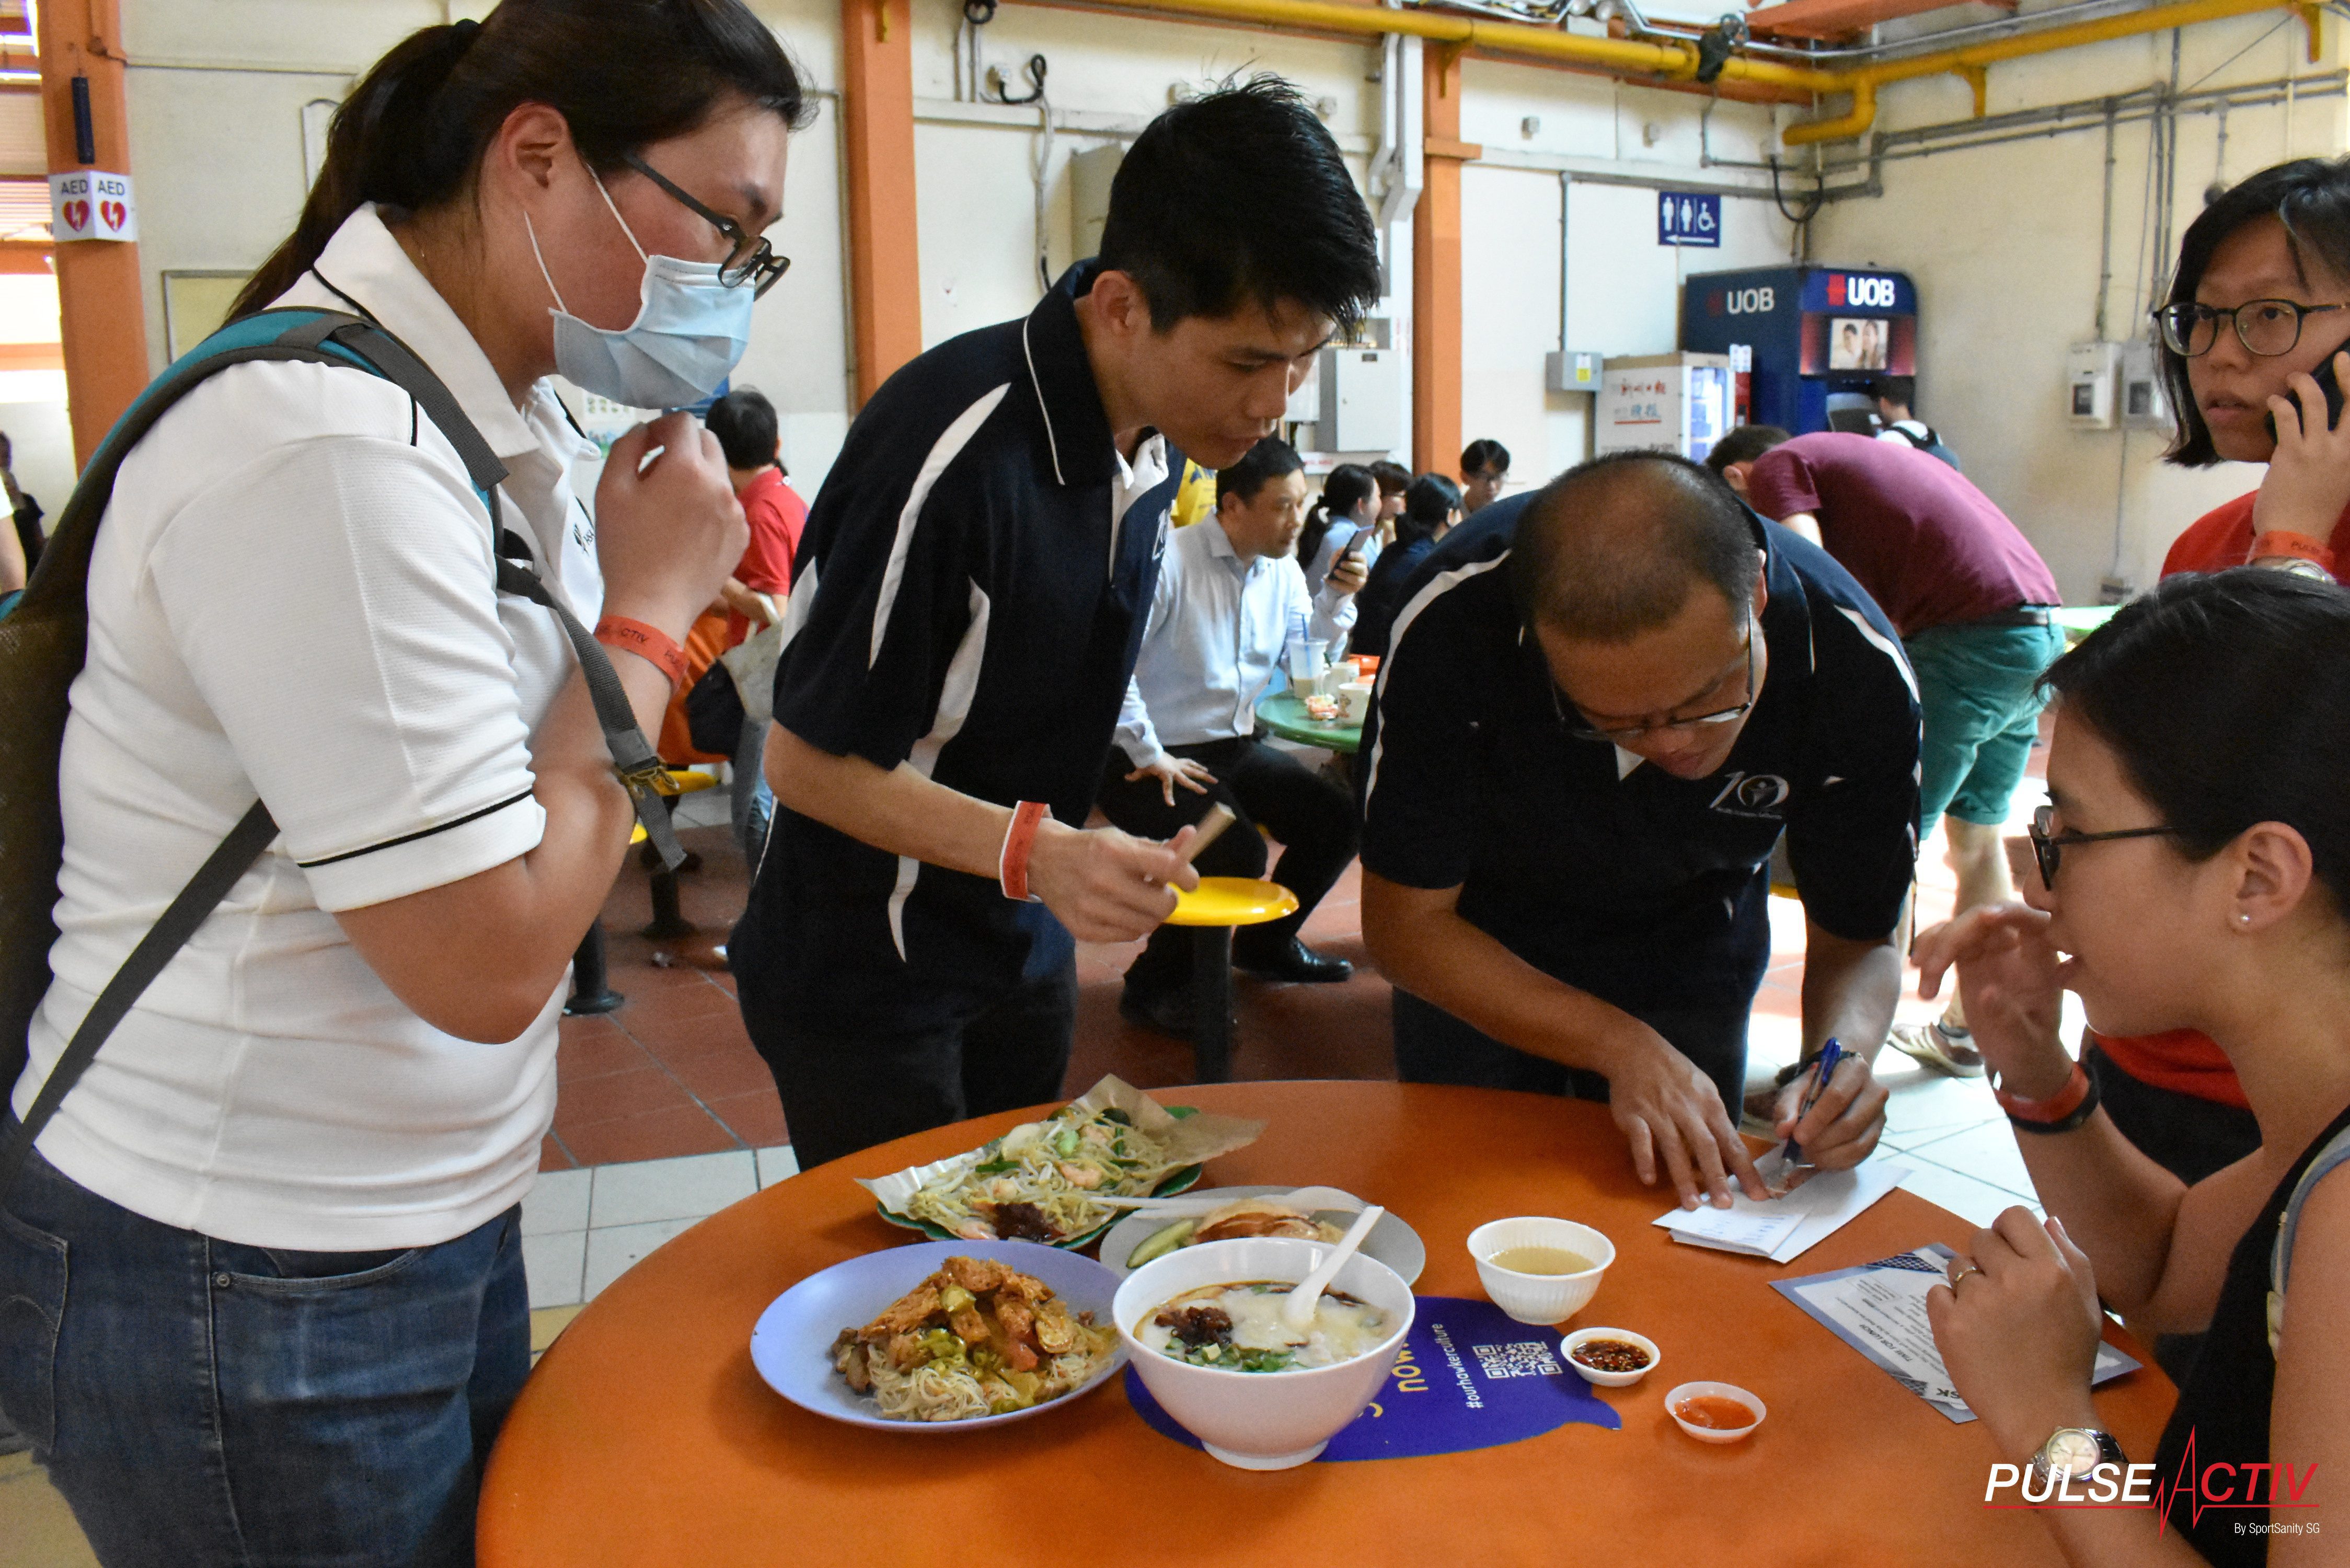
[13,204,602,1250]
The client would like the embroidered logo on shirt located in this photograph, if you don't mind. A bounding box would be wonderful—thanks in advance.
[1709,770,1792,818]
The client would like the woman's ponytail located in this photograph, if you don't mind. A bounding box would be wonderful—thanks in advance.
[231,0,810,321]
[1299,463,1375,568]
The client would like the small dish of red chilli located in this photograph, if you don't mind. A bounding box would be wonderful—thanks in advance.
[1560,1327,1660,1388]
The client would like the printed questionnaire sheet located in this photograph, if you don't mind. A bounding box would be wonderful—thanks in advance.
[1771,1245,2141,1423]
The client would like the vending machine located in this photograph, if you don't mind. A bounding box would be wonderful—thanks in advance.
[1596,352,1736,464]
[1679,266,1920,436]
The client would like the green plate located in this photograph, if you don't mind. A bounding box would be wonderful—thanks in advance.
[875,1107,1202,1250]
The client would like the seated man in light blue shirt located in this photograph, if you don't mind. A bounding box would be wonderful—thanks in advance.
[1101,437,1366,1032]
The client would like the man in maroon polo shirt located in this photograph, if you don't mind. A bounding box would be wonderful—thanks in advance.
[1708,428,2064,1080]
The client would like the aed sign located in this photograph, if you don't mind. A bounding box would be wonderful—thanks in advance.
[1658,190,1721,248]
[1828,272,1898,309]
[50,171,136,243]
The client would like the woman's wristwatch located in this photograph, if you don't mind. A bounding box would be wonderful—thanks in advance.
[2030,1426,2125,1488]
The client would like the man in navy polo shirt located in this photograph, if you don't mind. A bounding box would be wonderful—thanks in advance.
[1359,453,1919,1210]
[732,80,1382,1167]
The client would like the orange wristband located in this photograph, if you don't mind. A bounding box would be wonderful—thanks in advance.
[594,616,687,689]
[2248,531,2337,575]
[999,801,1049,903]
[1994,1061,2091,1125]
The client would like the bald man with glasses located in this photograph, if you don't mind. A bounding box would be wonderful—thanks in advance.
[1357,452,1922,1210]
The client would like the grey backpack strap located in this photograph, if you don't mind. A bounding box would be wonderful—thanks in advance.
[492,531,687,871]
[0,800,277,1201]
[2268,1121,2350,1353]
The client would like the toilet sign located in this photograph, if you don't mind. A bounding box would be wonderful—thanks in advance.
[49,171,136,242]
[1657,189,1720,248]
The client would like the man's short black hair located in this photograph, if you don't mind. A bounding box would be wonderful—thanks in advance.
[1859,374,1916,410]
[704,387,782,472]
[1099,76,1381,336]
[1460,439,1511,478]
[1703,424,1792,475]
[1216,436,1305,505]
[1511,451,1762,642]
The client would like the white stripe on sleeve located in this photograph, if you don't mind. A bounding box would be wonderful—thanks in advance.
[869,384,1012,669]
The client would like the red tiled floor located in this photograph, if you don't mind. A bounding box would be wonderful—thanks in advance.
[556,1103,745,1165]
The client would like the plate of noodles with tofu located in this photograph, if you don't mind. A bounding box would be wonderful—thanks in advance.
[858,1076,1267,1250]
[749,1240,1127,1430]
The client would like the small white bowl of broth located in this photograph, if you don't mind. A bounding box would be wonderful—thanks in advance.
[1466,1218,1615,1325]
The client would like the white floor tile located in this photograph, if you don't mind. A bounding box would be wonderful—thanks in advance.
[755,1145,800,1186]
[583,1217,702,1301]
[1907,1118,2041,1202]
[1877,1067,2002,1147]
[1899,1163,2042,1230]
[589,1150,757,1229]
[672,781,732,830]
[523,1229,586,1308]
[522,1168,592,1236]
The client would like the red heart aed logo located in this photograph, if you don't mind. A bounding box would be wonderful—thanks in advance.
[61,200,88,232]
[99,200,125,232]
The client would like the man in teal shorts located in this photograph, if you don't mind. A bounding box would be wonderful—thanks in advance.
[1709,426,2064,1077]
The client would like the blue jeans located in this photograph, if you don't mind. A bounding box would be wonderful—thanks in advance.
[732,713,774,873]
[0,1126,528,1566]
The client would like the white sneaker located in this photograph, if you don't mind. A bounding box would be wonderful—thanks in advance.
[1888,1020,1986,1078]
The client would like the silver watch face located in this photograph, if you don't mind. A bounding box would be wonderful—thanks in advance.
[2043,1428,2103,1479]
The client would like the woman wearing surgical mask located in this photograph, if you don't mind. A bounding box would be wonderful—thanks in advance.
[0,4,807,1563]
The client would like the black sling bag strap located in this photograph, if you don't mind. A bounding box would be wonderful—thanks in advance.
[0,307,683,1205]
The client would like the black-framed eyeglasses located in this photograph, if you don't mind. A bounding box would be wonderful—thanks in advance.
[1556,625,1759,745]
[2152,298,2348,358]
[2026,804,2180,890]
[621,153,790,296]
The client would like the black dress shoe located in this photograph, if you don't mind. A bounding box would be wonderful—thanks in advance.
[1118,984,1195,1036]
[1232,937,1353,984]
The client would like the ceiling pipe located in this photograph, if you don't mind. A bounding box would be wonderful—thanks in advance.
[1785,0,2296,142]
[1008,0,2300,145]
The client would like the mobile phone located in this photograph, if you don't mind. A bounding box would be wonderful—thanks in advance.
[2266,335,2350,440]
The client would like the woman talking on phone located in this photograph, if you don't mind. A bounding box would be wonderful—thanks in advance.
[1918,570,2350,1565]
[0,3,807,1563]
[2075,159,2350,1246]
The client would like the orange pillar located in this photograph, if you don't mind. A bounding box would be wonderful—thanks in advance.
[842,0,924,407]
[1412,46,1469,479]
[39,0,145,468]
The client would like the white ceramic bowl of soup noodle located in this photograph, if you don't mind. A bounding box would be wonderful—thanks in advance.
[1115,1237,1415,1471]
[1466,1217,1615,1325]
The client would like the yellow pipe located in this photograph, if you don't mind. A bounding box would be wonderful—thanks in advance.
[1783,0,2293,144]
[1036,0,1837,93]
[1020,0,2299,148]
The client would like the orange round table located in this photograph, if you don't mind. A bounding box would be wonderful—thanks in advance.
[479,1082,2175,1566]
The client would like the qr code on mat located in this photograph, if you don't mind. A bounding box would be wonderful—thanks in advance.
[1471,1341,1562,1379]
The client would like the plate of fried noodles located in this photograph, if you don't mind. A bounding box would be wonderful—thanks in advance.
[751,1241,1125,1430]
[858,1076,1266,1249]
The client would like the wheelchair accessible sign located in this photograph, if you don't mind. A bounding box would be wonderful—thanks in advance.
[1124,1295,1621,1462]
[1658,190,1720,248]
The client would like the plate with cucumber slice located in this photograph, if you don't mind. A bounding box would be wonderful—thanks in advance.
[1095,1185,1426,1284]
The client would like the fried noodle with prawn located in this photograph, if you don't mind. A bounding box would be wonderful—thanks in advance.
[828,1255,1118,1421]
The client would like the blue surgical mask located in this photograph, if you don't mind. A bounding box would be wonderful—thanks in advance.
[527,168,754,409]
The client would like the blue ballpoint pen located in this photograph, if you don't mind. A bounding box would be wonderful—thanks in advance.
[1780,1035,1844,1169]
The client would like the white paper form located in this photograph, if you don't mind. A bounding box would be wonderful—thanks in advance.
[1651,1158,1911,1264]
[1771,1244,2142,1424]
